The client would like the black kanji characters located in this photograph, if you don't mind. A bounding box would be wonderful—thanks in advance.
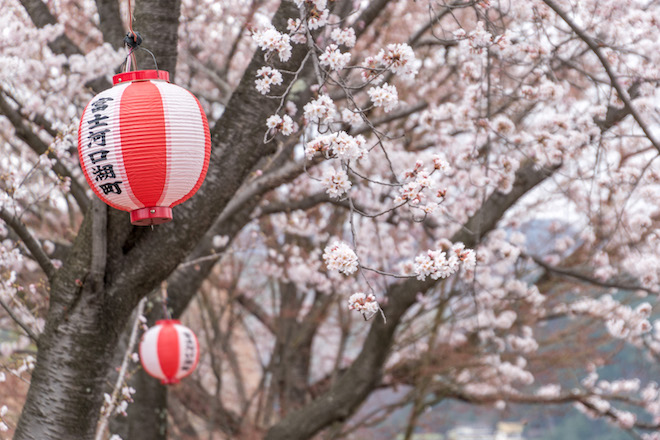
[84,96,122,197]
[99,181,123,195]
[91,164,116,181]
[87,113,109,129]
[88,149,109,164]
[90,97,113,113]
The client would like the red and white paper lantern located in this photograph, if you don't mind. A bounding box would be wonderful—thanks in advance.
[139,319,200,384]
[78,70,211,225]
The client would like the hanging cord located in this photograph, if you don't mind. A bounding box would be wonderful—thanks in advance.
[118,0,160,74]
[123,0,139,72]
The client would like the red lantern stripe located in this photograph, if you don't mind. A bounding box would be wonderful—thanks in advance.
[120,81,168,208]
[151,81,210,207]
[157,323,180,380]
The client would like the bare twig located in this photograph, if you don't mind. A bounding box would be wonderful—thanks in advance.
[94,297,147,440]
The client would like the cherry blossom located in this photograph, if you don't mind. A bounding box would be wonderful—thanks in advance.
[253,27,292,62]
[367,83,398,112]
[255,66,283,95]
[348,292,380,319]
[330,27,356,48]
[321,167,351,198]
[319,44,351,71]
[322,241,358,275]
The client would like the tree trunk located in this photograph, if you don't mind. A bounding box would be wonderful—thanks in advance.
[13,216,129,440]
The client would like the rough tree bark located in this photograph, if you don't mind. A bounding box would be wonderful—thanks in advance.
[13,0,304,438]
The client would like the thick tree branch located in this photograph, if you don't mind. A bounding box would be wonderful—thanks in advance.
[19,0,82,56]
[170,380,240,436]
[0,208,56,279]
[351,0,394,39]
[264,162,558,440]
[133,0,182,78]
[0,91,90,213]
[452,161,559,245]
[89,199,107,289]
[236,293,276,334]
[19,0,112,93]
[94,0,125,49]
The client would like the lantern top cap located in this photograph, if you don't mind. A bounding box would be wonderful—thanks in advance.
[155,319,181,326]
[113,70,170,85]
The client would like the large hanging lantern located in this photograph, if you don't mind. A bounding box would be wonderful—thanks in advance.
[78,70,211,225]
[139,319,200,384]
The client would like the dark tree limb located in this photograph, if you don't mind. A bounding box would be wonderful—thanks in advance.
[14,215,118,440]
[0,208,56,279]
[0,91,90,213]
[351,0,394,39]
[18,0,111,93]
[89,199,107,289]
[94,0,126,49]
[19,0,83,56]
[133,0,182,79]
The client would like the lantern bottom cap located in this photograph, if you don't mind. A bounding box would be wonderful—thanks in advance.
[130,207,172,226]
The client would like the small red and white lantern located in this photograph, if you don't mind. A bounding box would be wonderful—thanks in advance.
[139,319,200,384]
[78,70,211,225]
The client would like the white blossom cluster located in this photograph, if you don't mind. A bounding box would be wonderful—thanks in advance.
[322,240,358,275]
[569,295,652,341]
[361,43,418,83]
[367,83,398,112]
[319,44,351,71]
[305,131,366,161]
[252,26,292,62]
[321,167,351,198]
[330,28,356,48]
[291,0,330,28]
[455,354,535,399]
[413,242,475,281]
[348,292,380,318]
[254,66,283,95]
[393,158,452,213]
[303,94,337,124]
[266,114,296,136]
[374,43,418,78]
[286,18,307,45]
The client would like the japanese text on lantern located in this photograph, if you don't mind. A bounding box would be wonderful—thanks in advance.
[86,97,123,196]
[181,331,196,372]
